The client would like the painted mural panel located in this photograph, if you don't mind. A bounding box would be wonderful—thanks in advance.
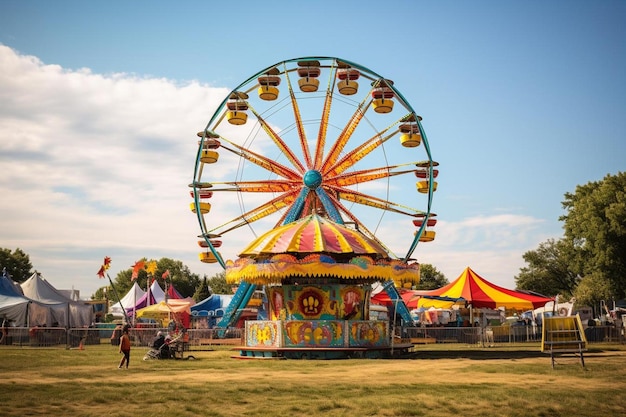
[245,320,282,347]
[267,286,286,320]
[280,284,367,321]
[283,320,345,347]
[348,321,389,347]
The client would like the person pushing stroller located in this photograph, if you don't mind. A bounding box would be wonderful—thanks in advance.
[144,331,172,360]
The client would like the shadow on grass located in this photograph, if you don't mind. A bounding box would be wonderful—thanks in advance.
[404,347,612,360]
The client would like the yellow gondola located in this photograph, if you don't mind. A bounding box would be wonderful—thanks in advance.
[297,61,321,92]
[399,122,421,147]
[200,150,219,164]
[226,92,249,125]
[418,230,436,242]
[371,80,394,113]
[190,202,211,214]
[199,251,220,263]
[337,68,360,95]
[258,69,281,101]
[416,180,438,193]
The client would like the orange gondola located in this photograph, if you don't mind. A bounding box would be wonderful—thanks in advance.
[415,169,439,179]
[197,239,222,248]
[412,218,437,228]
[190,190,213,199]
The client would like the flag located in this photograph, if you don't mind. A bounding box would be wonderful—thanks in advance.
[131,259,145,281]
[97,257,111,278]
[146,260,157,277]
[162,270,170,280]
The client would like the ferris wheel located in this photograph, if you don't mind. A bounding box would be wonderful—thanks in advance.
[190,57,438,268]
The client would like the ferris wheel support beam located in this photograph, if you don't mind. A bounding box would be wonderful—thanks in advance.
[282,187,310,225]
[315,188,344,225]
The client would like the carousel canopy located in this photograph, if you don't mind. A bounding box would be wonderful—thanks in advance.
[225,214,419,286]
[239,213,389,259]
[412,266,554,310]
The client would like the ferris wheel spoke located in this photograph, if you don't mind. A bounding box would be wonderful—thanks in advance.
[284,68,313,169]
[248,106,305,174]
[219,139,301,180]
[208,190,299,235]
[329,185,423,216]
[320,95,370,172]
[323,128,398,177]
[209,180,299,193]
[312,76,337,170]
[327,163,418,187]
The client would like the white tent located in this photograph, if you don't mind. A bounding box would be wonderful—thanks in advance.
[21,273,93,327]
[108,282,145,318]
[0,271,56,327]
[125,280,167,316]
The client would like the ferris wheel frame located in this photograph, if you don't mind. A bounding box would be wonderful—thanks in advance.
[191,56,437,269]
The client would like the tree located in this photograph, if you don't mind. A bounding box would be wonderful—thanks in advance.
[192,272,232,301]
[193,277,212,302]
[573,272,612,310]
[515,238,578,298]
[560,172,626,298]
[416,264,448,290]
[0,247,33,283]
[207,272,232,295]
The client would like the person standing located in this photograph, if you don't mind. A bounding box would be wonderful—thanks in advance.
[118,324,131,369]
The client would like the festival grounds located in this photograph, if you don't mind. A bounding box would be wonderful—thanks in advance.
[1,343,625,417]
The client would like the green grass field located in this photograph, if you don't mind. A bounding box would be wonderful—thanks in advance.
[1,343,625,417]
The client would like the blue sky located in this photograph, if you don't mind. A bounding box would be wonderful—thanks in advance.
[1,0,624,298]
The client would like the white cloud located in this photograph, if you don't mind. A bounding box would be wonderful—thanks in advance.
[0,45,235,295]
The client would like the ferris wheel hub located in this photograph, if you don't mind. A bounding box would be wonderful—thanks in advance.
[303,170,323,190]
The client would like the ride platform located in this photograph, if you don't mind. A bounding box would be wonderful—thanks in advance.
[233,343,415,360]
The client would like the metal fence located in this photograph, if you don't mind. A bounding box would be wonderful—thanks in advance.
[404,324,624,345]
[0,325,621,349]
[0,327,244,349]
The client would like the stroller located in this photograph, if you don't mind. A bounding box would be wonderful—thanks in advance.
[143,332,174,360]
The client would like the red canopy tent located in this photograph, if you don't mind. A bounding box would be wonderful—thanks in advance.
[166,284,183,300]
[412,266,554,310]
[371,289,421,309]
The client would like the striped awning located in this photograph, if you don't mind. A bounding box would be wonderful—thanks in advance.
[412,267,554,310]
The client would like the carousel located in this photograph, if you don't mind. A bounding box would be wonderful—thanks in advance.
[189,57,438,358]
